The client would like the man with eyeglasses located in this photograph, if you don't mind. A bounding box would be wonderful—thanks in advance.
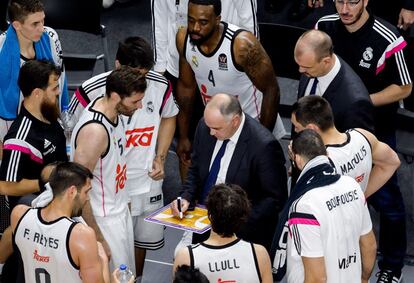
[316,1,412,282]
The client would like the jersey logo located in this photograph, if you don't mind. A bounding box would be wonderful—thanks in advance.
[355,173,365,183]
[150,194,162,203]
[33,249,50,263]
[218,53,228,71]
[200,84,211,105]
[115,163,127,193]
[125,126,155,148]
[44,139,51,148]
[359,47,373,69]
[362,47,373,61]
[146,101,154,114]
[192,55,199,67]
[43,139,56,155]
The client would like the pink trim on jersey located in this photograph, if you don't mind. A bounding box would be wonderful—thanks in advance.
[288,218,320,226]
[75,89,89,107]
[3,144,43,164]
[160,82,173,113]
[99,158,106,217]
[376,41,407,75]
[252,86,260,118]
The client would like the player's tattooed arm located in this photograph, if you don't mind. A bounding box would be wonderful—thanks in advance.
[234,31,279,131]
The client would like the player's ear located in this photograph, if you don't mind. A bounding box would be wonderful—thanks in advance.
[306,123,321,133]
[67,185,78,199]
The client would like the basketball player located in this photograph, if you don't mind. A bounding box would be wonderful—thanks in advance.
[174,183,273,283]
[291,96,400,197]
[10,162,110,283]
[68,37,178,281]
[71,66,147,274]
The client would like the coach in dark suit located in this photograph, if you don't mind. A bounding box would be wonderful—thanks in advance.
[295,29,374,133]
[171,93,287,250]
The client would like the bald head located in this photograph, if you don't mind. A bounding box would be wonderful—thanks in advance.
[204,94,242,140]
[295,29,334,62]
[205,93,242,121]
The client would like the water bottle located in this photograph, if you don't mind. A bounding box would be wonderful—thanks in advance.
[61,106,75,157]
[117,264,133,283]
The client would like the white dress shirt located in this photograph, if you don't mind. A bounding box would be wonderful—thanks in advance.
[209,113,246,185]
[305,54,341,96]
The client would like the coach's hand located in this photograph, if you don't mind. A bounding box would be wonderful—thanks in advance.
[171,198,190,217]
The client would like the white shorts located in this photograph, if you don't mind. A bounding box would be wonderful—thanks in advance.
[130,181,164,250]
[95,207,135,274]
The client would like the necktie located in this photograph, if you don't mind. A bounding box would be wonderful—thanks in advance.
[309,77,319,95]
[200,139,230,203]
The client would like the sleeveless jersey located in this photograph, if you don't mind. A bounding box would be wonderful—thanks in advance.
[14,208,82,283]
[68,70,178,196]
[185,22,262,119]
[189,238,261,283]
[326,129,372,192]
[123,71,178,195]
[71,97,128,217]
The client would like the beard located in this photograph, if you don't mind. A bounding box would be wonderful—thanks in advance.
[71,207,83,217]
[71,195,84,217]
[340,6,364,26]
[116,102,136,117]
[41,99,59,123]
[188,27,215,46]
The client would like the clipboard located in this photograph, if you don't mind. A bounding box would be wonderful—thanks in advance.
[144,204,211,234]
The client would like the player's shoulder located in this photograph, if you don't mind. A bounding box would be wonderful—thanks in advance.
[81,71,112,93]
[316,13,341,29]
[146,70,169,86]
[372,16,401,43]
[43,26,60,39]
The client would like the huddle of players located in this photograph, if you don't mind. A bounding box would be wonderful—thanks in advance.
[0,0,411,282]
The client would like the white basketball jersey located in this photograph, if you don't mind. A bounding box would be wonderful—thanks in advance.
[14,208,82,283]
[189,239,261,283]
[71,97,128,217]
[123,71,178,195]
[185,22,262,119]
[287,176,372,283]
[327,129,372,192]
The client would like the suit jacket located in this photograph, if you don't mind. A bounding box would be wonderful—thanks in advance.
[298,56,374,133]
[181,114,288,250]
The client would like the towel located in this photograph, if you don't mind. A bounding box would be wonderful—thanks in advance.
[0,25,69,120]
[31,182,53,208]
[270,156,340,281]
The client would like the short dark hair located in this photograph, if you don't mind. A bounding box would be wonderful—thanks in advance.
[292,129,327,162]
[174,265,210,283]
[18,60,61,97]
[292,96,334,131]
[8,0,44,23]
[48,162,93,197]
[105,66,147,99]
[116,37,154,70]
[189,0,221,16]
[206,184,250,237]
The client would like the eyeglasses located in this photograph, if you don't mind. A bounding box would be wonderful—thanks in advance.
[335,0,362,7]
